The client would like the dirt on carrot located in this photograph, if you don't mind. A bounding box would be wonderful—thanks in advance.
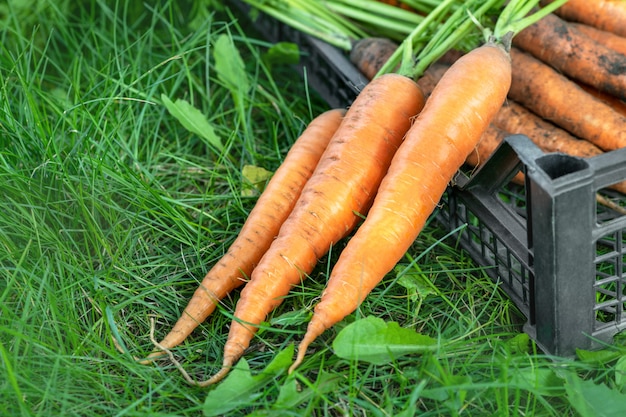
[509,47,626,152]
[570,23,626,57]
[512,12,626,102]
[350,37,399,80]
[493,100,604,158]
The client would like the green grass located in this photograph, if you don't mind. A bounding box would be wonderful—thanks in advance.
[1,1,626,416]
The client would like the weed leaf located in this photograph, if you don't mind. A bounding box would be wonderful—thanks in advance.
[203,345,294,417]
[576,347,623,365]
[509,367,564,397]
[562,371,626,417]
[213,34,250,101]
[161,94,223,151]
[271,371,341,411]
[395,265,436,302]
[262,42,300,68]
[332,316,438,365]
[241,164,273,197]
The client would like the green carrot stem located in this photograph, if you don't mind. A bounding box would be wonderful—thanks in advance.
[325,3,420,37]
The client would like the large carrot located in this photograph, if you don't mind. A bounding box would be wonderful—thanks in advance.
[147,108,346,359]
[508,47,626,152]
[290,38,512,373]
[466,124,516,169]
[542,0,626,37]
[512,12,626,102]
[198,73,426,385]
[412,61,603,162]
[569,23,626,57]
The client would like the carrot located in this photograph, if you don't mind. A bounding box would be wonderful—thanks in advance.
[290,38,512,373]
[508,47,626,152]
[415,62,449,98]
[350,37,399,80]
[198,73,426,386]
[512,12,626,102]
[575,82,626,118]
[492,100,604,158]
[569,23,626,57]
[146,108,346,359]
[350,37,465,82]
[542,0,626,37]
[414,61,604,170]
[466,123,515,167]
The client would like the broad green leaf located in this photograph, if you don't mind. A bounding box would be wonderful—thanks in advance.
[269,308,310,328]
[332,316,438,365]
[615,355,626,391]
[562,370,626,417]
[262,42,300,68]
[241,164,273,197]
[271,371,341,411]
[508,367,565,397]
[576,348,623,365]
[203,345,294,417]
[161,94,223,151]
[504,333,530,355]
[213,34,250,100]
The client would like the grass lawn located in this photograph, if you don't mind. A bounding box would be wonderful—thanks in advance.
[1,1,626,416]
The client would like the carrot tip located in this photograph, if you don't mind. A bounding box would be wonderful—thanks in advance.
[288,351,305,375]
[195,366,232,387]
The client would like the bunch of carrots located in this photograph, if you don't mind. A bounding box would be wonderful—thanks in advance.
[359,0,626,187]
[142,0,626,386]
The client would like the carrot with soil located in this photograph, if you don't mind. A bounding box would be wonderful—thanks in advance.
[350,37,399,80]
[508,47,626,152]
[493,101,605,158]
[193,73,426,386]
[569,23,626,57]
[512,11,626,102]
[145,108,346,359]
[289,0,568,374]
[542,0,626,38]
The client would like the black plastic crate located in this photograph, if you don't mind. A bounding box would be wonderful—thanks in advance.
[231,1,626,357]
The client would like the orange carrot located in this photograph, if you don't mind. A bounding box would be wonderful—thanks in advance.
[466,124,512,166]
[543,0,626,37]
[290,39,512,372]
[492,100,604,158]
[569,23,626,56]
[509,47,626,152]
[414,62,603,164]
[200,73,426,385]
[512,12,626,102]
[147,108,346,359]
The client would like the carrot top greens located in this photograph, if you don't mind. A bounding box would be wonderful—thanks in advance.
[242,0,568,79]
